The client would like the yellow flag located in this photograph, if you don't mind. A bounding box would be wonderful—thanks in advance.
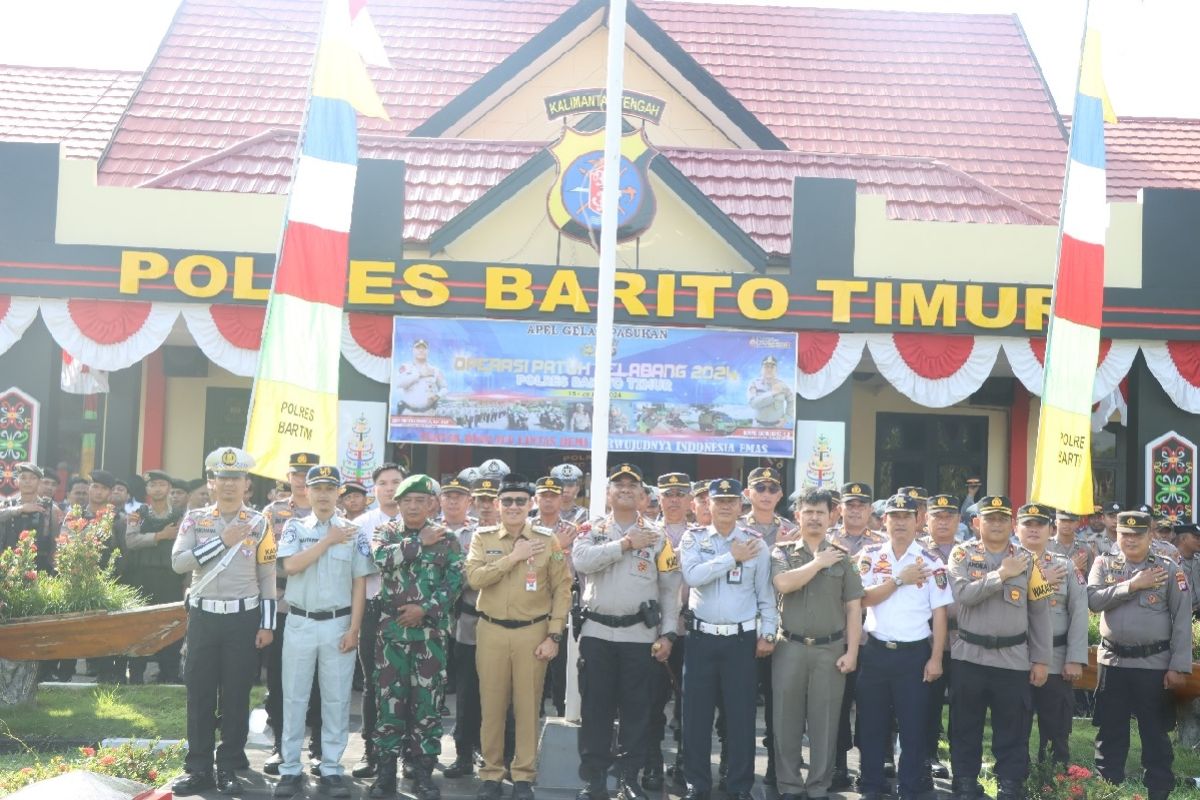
[1028,562,1054,601]
[657,539,679,572]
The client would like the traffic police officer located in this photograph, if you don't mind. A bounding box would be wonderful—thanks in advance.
[574,463,682,800]
[827,481,885,789]
[274,466,376,799]
[1015,503,1088,765]
[771,489,863,800]
[370,474,464,800]
[465,476,571,800]
[919,493,960,781]
[1087,510,1192,800]
[947,496,1052,800]
[551,463,588,527]
[170,447,276,796]
[679,479,777,800]
[855,494,952,800]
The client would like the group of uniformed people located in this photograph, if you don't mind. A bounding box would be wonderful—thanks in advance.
[150,444,1194,800]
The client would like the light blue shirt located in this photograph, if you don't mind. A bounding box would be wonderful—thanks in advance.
[278,514,377,612]
[679,523,777,636]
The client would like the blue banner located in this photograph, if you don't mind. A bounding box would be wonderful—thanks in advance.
[388,318,797,456]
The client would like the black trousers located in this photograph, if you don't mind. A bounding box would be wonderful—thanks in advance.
[856,639,930,796]
[925,649,953,760]
[266,610,323,749]
[184,606,259,774]
[949,660,1032,785]
[682,630,757,793]
[358,603,381,757]
[547,637,568,716]
[578,636,654,782]
[1032,673,1074,764]
[1093,665,1175,792]
[757,655,774,771]
[647,637,684,765]
[454,641,482,757]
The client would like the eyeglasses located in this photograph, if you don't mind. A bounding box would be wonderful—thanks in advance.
[500,497,529,507]
[752,483,781,494]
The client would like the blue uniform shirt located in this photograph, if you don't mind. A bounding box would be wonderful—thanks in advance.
[277,514,377,612]
[679,523,777,637]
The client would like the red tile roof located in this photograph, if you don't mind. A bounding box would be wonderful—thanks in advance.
[97,0,1070,220]
[145,130,1050,255]
[1093,117,1200,201]
[0,64,140,159]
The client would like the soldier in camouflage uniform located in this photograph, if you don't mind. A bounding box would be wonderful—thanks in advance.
[369,474,465,800]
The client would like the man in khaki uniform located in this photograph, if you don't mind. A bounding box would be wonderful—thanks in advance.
[771,489,863,800]
[1016,504,1088,765]
[465,476,571,800]
[573,463,682,800]
[947,496,1052,800]
[1087,510,1193,800]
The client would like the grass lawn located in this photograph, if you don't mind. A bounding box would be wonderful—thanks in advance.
[0,684,266,745]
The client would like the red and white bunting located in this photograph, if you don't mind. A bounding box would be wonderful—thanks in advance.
[39,299,179,372]
[0,296,39,357]
[795,331,866,400]
[181,304,265,377]
[867,333,1001,408]
[60,351,110,395]
[1142,341,1200,414]
[341,312,393,383]
[1092,379,1128,432]
[1003,337,1136,402]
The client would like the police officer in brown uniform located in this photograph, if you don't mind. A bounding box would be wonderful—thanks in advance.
[827,481,885,789]
[1048,509,1095,577]
[771,488,863,800]
[1016,503,1088,765]
[465,476,572,800]
[947,496,1052,800]
[573,463,682,800]
[919,494,960,782]
[170,447,276,796]
[1087,510,1193,800]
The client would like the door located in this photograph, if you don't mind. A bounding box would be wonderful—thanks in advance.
[874,412,988,498]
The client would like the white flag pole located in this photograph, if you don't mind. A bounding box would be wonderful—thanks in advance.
[565,0,628,724]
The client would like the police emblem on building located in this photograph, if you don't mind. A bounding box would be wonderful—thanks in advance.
[545,89,663,245]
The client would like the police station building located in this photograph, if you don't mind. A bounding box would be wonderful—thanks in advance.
[0,0,1198,517]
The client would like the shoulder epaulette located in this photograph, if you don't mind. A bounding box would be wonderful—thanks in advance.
[921,548,940,562]
[531,525,554,537]
[863,543,883,555]
[475,524,501,534]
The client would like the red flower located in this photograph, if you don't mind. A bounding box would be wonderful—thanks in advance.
[81,746,96,757]
[99,754,116,766]
[18,530,29,541]
[23,570,37,581]
[1066,765,1091,780]
[147,769,158,781]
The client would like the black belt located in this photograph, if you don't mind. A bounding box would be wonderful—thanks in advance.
[479,612,549,629]
[867,633,929,650]
[959,629,1027,649]
[290,605,352,621]
[1053,632,1069,648]
[780,628,844,646]
[581,608,642,628]
[1102,637,1171,659]
[456,597,479,617]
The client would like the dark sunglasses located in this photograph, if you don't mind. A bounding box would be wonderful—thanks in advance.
[752,483,781,494]
[500,497,529,507]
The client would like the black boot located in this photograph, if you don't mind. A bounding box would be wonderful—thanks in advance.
[830,766,852,791]
[951,776,981,800]
[413,756,442,800]
[641,760,664,791]
[263,742,283,776]
[667,752,685,788]
[996,778,1025,800]
[618,774,647,800]
[369,758,398,798]
[442,751,475,778]
[352,749,377,778]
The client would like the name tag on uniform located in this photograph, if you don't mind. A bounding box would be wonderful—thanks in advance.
[525,566,538,592]
[727,565,743,584]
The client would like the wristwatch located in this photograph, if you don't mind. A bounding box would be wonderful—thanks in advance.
[892,575,905,587]
[662,632,679,644]
[548,632,563,644]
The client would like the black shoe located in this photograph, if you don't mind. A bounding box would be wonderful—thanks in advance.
[930,759,950,779]
[413,757,441,800]
[320,774,352,798]
[618,775,647,800]
[478,780,504,800]
[683,788,709,800]
[216,769,243,794]
[443,754,475,778]
[402,760,416,779]
[230,753,251,770]
[513,781,536,800]
[996,778,1025,800]
[830,768,852,790]
[172,772,216,796]
[578,781,610,800]
[641,764,664,791]
[274,774,305,798]
[352,753,377,778]
[264,748,283,776]
[951,777,982,800]
[310,756,323,776]
[370,759,399,798]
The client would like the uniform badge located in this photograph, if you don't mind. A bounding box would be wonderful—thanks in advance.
[933,569,947,589]
[858,559,870,575]
[1178,573,1189,592]
[952,548,966,563]
[1050,598,1058,607]
[1105,574,1116,584]
[1147,593,1159,604]
[969,568,984,580]
[1008,588,1021,602]
[636,559,649,574]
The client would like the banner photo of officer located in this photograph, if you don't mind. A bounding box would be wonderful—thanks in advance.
[387,317,797,457]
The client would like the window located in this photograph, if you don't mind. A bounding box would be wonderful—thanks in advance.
[875,413,988,498]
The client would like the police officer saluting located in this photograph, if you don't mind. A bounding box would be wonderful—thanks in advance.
[573,464,682,800]
[1015,503,1088,765]
[1088,510,1193,800]
[679,479,777,800]
[170,448,276,796]
[272,465,376,798]
[947,496,1052,800]
[771,489,863,800]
